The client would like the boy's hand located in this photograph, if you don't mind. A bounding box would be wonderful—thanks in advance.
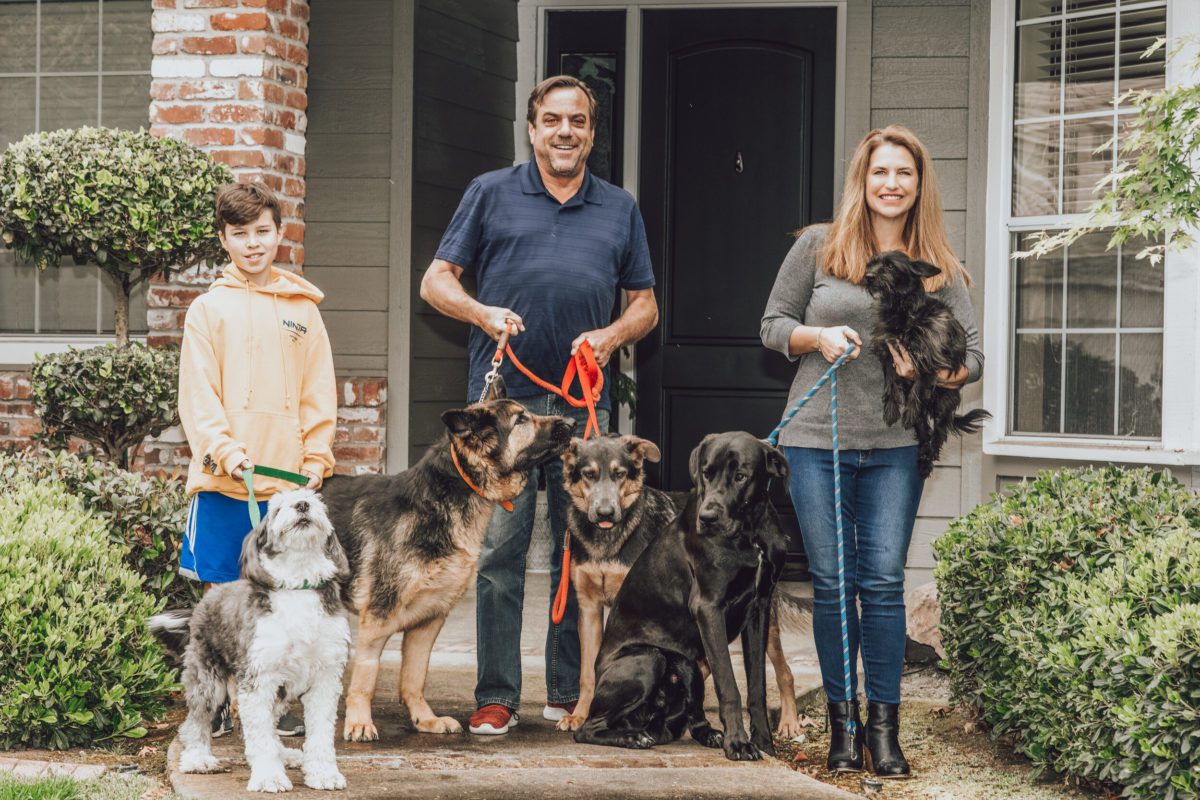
[303,470,323,491]
[232,458,253,480]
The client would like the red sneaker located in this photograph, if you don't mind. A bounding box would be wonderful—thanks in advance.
[542,702,577,722]
[469,704,519,735]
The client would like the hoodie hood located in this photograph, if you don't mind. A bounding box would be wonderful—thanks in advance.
[212,263,325,303]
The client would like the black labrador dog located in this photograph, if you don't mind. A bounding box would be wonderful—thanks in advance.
[573,431,789,761]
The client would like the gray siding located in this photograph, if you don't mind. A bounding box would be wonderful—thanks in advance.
[306,0,394,375]
[868,0,984,587]
[408,0,518,464]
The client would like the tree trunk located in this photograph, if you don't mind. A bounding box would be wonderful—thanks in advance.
[111,271,131,346]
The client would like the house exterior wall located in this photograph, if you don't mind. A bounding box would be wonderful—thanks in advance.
[407,0,520,466]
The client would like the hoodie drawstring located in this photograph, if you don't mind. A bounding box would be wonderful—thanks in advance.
[244,283,254,409]
[273,293,292,409]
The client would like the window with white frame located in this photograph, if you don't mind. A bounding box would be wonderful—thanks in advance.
[0,1,152,342]
[1008,0,1167,440]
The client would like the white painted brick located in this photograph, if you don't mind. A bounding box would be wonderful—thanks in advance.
[186,81,237,100]
[209,56,265,77]
[283,131,306,155]
[240,78,264,100]
[151,12,206,33]
[343,382,355,406]
[294,111,308,134]
[151,57,206,79]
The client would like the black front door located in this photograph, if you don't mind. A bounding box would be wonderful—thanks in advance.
[637,8,837,576]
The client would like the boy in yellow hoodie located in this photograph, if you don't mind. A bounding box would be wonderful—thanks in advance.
[178,182,337,736]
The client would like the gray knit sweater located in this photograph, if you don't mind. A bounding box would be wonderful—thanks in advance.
[759,225,984,450]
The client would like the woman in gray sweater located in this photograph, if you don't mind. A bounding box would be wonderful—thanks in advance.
[760,126,982,778]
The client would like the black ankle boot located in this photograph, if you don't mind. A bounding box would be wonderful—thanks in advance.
[865,701,911,778]
[826,700,864,772]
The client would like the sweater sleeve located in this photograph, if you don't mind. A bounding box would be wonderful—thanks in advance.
[941,277,984,384]
[178,302,248,476]
[760,228,822,361]
[299,313,338,479]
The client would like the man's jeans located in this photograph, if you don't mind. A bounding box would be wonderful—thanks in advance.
[783,445,924,705]
[474,395,609,711]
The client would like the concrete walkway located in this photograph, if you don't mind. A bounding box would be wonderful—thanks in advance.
[169,579,855,799]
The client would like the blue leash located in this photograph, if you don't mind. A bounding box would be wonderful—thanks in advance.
[766,342,856,706]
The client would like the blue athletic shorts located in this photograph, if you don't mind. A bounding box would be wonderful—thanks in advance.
[180,491,268,584]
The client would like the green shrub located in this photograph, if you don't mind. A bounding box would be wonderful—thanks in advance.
[935,466,1200,799]
[0,480,176,750]
[0,127,231,343]
[31,343,179,470]
[0,449,195,606]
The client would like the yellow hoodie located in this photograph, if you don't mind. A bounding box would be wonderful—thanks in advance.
[179,264,337,499]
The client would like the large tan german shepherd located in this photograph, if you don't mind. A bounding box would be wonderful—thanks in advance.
[320,378,575,741]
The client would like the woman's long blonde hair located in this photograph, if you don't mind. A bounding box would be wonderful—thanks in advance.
[820,125,971,291]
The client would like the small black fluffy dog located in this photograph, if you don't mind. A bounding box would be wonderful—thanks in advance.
[863,251,990,478]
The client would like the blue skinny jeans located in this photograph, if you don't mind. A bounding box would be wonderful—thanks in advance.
[783,445,924,705]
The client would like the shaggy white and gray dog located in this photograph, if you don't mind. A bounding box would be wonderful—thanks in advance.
[150,489,351,793]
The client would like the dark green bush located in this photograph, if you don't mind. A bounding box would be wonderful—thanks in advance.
[31,343,178,470]
[0,127,231,343]
[935,466,1200,799]
[0,479,176,750]
[0,449,195,606]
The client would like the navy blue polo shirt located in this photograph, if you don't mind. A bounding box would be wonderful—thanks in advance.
[435,160,655,409]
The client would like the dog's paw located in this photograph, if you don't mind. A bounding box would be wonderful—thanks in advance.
[415,715,462,735]
[279,747,305,769]
[723,736,762,762]
[617,731,656,749]
[556,713,587,732]
[247,768,293,793]
[752,735,776,757]
[691,725,724,749]
[179,751,223,774]
[304,764,347,791]
[775,717,803,739]
[342,718,379,742]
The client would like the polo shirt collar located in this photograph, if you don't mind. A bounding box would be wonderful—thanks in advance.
[521,159,603,206]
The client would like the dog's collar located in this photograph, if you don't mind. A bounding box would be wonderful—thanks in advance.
[450,443,514,512]
[276,580,328,590]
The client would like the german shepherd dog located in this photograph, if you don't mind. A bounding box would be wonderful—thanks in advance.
[574,432,789,762]
[863,251,990,478]
[558,434,810,736]
[319,377,575,741]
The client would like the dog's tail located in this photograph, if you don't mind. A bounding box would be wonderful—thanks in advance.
[148,608,194,663]
[952,408,991,435]
[771,590,813,634]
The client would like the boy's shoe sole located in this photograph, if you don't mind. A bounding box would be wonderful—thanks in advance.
[468,711,519,735]
[276,712,306,737]
[211,703,234,739]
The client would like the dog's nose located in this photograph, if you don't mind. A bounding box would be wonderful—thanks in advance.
[698,506,721,524]
[562,418,577,432]
[295,500,309,513]
[596,504,616,520]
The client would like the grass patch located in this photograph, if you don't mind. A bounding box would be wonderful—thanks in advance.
[0,774,179,800]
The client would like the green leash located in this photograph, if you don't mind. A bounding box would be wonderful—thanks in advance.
[242,465,310,528]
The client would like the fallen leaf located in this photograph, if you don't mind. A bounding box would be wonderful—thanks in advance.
[929,706,952,718]
[793,751,809,763]
[963,720,980,734]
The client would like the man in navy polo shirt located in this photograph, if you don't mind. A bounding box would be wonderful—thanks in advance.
[420,75,658,736]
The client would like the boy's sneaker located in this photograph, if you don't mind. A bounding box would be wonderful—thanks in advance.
[276,712,305,737]
[542,702,576,723]
[468,704,519,735]
[211,699,233,738]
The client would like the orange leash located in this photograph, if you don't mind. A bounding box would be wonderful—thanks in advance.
[485,323,603,624]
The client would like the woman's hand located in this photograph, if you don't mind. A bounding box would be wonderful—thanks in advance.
[885,341,915,380]
[815,326,863,364]
[302,470,323,491]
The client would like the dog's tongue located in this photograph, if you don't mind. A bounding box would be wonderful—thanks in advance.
[598,521,615,529]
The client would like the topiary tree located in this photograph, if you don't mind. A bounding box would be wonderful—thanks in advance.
[30,343,179,470]
[0,127,232,344]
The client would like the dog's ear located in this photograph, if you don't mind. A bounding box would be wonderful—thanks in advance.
[482,373,507,401]
[238,510,277,588]
[442,408,476,438]
[324,531,352,584]
[688,434,717,486]
[561,437,581,473]
[912,259,941,279]
[624,436,661,464]
[760,441,789,480]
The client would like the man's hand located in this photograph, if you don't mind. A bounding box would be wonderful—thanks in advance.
[571,327,621,367]
[478,306,525,342]
[302,470,323,491]
[231,458,253,480]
